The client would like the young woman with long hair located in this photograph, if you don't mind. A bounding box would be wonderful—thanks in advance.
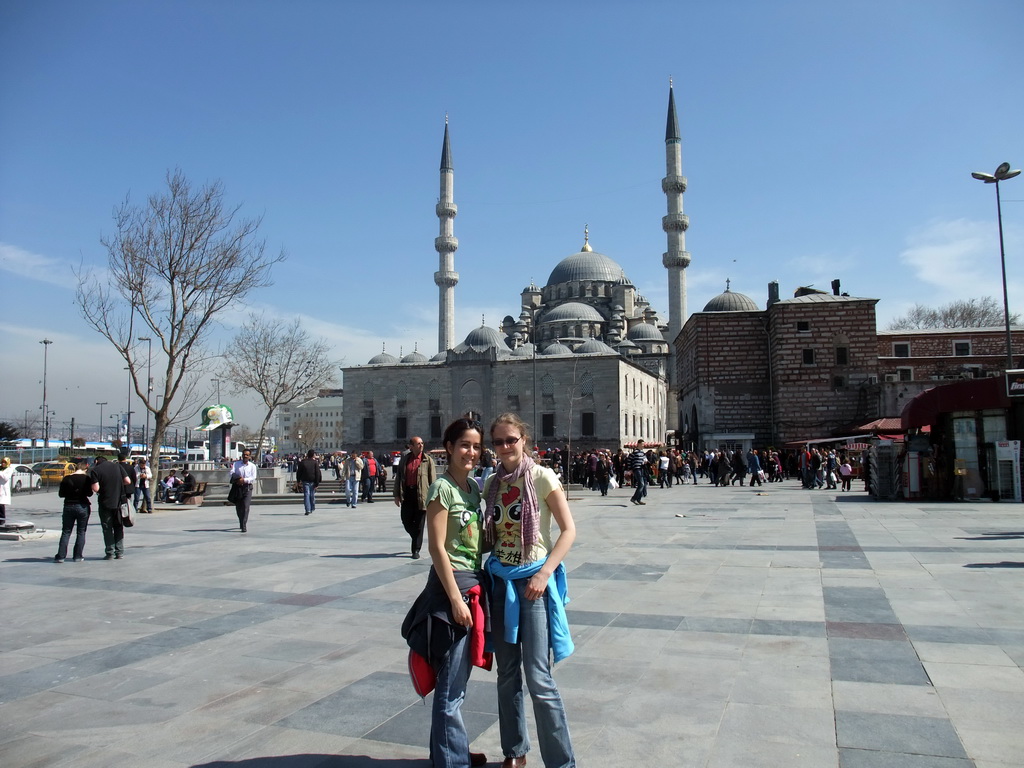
[483,412,576,768]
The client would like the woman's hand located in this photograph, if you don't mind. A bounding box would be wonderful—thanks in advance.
[524,572,548,601]
[451,598,473,627]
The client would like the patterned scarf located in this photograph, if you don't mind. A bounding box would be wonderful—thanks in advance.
[484,454,540,558]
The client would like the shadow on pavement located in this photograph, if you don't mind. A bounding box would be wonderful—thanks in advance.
[956,532,1024,540]
[192,756,423,768]
[964,562,1024,568]
[319,553,407,559]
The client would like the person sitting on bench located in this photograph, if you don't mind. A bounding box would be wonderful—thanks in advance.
[160,470,182,502]
[177,469,199,504]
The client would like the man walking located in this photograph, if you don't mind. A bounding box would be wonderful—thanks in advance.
[90,455,131,559]
[393,436,436,559]
[230,449,258,532]
[296,449,322,515]
[629,439,648,505]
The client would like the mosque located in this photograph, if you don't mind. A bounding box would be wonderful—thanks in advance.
[338,84,692,453]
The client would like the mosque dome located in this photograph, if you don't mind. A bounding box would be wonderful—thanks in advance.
[542,341,573,356]
[368,349,398,365]
[547,249,626,285]
[702,285,759,312]
[401,349,429,364]
[626,323,664,342]
[542,301,605,324]
[575,338,617,355]
[430,351,448,362]
[511,343,536,357]
[454,324,509,353]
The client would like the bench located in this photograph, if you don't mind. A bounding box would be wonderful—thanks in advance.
[180,481,208,506]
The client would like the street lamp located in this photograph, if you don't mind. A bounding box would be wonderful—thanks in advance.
[138,336,152,454]
[971,161,1021,371]
[40,339,53,446]
[211,377,222,403]
[124,366,133,452]
[96,402,107,441]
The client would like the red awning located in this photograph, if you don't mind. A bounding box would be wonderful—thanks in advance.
[901,377,1012,430]
[856,417,903,432]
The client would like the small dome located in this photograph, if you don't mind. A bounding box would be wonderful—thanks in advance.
[511,342,536,357]
[615,338,640,354]
[401,350,429,364]
[431,351,448,362]
[368,350,398,365]
[547,249,626,285]
[703,286,759,312]
[454,324,509,353]
[542,341,573,356]
[542,301,605,323]
[575,338,617,355]
[627,323,664,342]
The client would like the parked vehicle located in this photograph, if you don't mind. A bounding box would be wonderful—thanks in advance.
[11,465,43,492]
[34,461,76,485]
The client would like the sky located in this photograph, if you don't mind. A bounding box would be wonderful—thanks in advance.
[1,0,1022,442]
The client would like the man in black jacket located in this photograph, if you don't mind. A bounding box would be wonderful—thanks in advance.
[90,455,131,559]
[296,449,322,516]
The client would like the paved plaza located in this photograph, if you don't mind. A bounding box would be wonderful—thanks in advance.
[1,479,1023,768]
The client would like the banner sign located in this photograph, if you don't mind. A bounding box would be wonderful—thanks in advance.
[1007,370,1024,398]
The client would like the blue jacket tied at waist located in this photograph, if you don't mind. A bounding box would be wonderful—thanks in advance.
[484,556,574,663]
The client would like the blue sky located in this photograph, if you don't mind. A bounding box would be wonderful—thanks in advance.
[2,0,1022,438]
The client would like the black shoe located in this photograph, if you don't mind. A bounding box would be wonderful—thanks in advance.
[54,556,64,563]
[240,527,247,533]
[115,553,123,559]
[103,554,114,560]
[72,557,84,562]
[411,552,421,559]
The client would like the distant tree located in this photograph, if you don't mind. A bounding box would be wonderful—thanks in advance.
[72,437,86,448]
[219,314,338,461]
[0,421,19,448]
[291,416,324,453]
[887,297,1020,330]
[76,170,285,480]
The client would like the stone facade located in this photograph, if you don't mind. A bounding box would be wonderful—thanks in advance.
[275,390,344,454]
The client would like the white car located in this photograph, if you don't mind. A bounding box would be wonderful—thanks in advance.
[11,465,43,492]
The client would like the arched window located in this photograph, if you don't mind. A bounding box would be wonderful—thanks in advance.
[505,374,520,396]
[580,371,594,396]
[541,374,555,397]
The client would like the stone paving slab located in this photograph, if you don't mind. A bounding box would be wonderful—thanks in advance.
[2,482,1023,766]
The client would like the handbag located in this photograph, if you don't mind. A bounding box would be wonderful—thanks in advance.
[120,499,135,527]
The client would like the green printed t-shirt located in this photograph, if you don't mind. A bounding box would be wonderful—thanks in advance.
[426,475,483,571]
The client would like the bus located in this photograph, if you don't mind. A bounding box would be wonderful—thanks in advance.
[184,439,249,464]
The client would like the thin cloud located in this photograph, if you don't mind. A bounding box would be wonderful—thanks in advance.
[0,242,79,289]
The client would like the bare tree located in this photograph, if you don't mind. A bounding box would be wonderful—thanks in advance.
[291,416,325,453]
[887,297,1020,330]
[219,313,338,458]
[76,170,285,476]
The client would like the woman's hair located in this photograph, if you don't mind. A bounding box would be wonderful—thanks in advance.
[490,412,531,445]
[442,417,482,455]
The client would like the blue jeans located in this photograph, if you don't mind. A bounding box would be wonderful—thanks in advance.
[430,632,472,768]
[135,485,152,511]
[630,473,647,503]
[491,578,575,768]
[345,476,359,506]
[302,482,316,513]
[57,503,90,560]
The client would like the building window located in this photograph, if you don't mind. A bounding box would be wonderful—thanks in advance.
[893,342,910,357]
[541,413,555,438]
[898,367,913,382]
[396,416,407,440]
[582,412,595,436]
[624,413,629,436]
[541,374,555,397]
[802,349,815,365]
[505,374,519,395]
[835,346,849,365]
[797,320,810,333]
[430,415,442,439]
[362,417,374,441]
[833,375,846,389]
[580,371,594,396]
[953,340,971,356]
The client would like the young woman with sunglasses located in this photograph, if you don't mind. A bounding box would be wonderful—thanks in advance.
[483,413,577,768]
[407,418,490,768]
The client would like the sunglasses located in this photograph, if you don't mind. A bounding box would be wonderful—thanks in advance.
[492,436,522,448]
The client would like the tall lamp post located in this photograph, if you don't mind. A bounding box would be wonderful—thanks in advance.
[211,377,222,403]
[124,367,133,453]
[96,402,107,441]
[971,162,1020,371]
[40,339,53,446]
[138,336,152,454]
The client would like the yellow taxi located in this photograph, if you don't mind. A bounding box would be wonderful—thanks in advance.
[36,461,77,485]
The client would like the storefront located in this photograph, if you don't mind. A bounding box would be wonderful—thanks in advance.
[901,374,1023,501]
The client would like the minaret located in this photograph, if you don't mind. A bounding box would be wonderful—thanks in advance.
[662,78,691,341]
[434,116,459,353]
